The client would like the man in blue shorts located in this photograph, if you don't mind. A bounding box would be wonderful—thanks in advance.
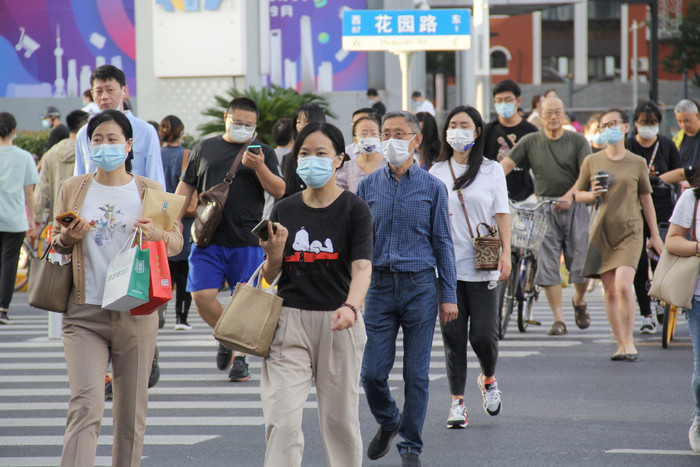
[176,97,285,381]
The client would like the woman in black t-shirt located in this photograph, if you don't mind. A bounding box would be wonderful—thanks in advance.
[625,100,682,333]
[258,122,373,467]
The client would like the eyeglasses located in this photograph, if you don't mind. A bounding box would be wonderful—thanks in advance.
[542,109,564,117]
[494,97,516,104]
[598,120,621,131]
[229,120,256,129]
[381,131,417,140]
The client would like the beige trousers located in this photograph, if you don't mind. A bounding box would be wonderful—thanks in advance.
[61,301,158,467]
[261,307,367,467]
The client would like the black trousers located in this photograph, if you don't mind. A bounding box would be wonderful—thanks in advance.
[168,260,191,322]
[633,221,659,317]
[0,232,25,309]
[440,280,499,396]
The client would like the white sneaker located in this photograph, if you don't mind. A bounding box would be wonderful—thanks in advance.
[174,323,193,331]
[690,416,700,453]
[478,374,502,416]
[639,316,656,334]
[446,399,467,429]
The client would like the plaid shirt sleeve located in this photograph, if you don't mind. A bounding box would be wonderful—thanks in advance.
[430,177,457,303]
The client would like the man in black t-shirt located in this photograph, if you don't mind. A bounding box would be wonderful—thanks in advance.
[483,80,538,201]
[673,99,700,168]
[40,106,69,156]
[176,97,285,381]
[367,88,386,117]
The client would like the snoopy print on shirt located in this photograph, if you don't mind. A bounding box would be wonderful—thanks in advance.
[285,227,339,263]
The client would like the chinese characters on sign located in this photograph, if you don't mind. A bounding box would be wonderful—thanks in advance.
[342,10,470,52]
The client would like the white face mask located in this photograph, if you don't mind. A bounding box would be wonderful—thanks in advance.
[446,128,475,152]
[228,123,255,143]
[382,136,414,167]
[637,125,659,140]
[358,137,381,155]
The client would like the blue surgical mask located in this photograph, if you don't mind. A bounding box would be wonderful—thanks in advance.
[90,143,128,172]
[41,119,52,129]
[495,102,516,119]
[296,155,336,189]
[589,132,605,146]
[601,126,623,145]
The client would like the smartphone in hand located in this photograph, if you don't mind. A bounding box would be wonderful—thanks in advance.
[247,144,261,155]
[55,210,81,227]
[251,218,277,241]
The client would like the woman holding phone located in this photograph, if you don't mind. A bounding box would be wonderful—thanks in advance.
[259,122,373,466]
[52,110,182,466]
[574,108,663,361]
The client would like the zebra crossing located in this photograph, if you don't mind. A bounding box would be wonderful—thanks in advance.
[0,289,684,466]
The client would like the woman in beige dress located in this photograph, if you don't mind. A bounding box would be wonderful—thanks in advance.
[575,108,663,361]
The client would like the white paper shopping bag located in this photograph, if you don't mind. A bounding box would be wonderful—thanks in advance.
[102,230,151,311]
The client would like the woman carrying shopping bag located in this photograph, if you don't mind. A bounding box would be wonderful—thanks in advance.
[52,110,182,466]
[258,122,373,466]
[429,105,511,429]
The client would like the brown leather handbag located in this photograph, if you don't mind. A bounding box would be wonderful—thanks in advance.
[192,145,247,248]
[448,160,502,271]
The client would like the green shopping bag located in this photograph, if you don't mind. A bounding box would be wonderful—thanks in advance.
[102,230,151,311]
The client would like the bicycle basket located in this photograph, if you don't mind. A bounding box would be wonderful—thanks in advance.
[510,208,548,252]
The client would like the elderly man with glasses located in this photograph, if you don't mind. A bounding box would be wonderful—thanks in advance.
[357,110,457,467]
[500,97,592,336]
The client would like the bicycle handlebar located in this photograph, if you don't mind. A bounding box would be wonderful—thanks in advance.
[508,198,561,212]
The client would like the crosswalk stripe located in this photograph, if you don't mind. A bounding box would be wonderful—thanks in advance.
[0,401,319,411]
[0,457,114,466]
[2,416,264,427]
[0,435,219,446]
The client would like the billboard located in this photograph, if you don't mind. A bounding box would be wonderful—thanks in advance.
[0,0,136,98]
[269,0,367,92]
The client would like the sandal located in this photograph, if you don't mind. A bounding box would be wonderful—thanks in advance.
[573,299,591,330]
[547,321,567,336]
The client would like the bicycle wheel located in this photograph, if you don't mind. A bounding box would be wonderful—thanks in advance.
[519,296,536,333]
[517,259,535,332]
[498,272,516,340]
[661,303,678,349]
[14,243,31,291]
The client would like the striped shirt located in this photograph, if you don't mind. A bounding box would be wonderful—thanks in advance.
[357,162,457,303]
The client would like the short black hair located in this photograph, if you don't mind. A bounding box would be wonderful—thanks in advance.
[367,88,378,97]
[412,91,422,99]
[226,97,259,119]
[66,110,89,133]
[0,112,17,139]
[271,117,294,146]
[633,101,663,124]
[493,79,521,98]
[90,65,126,88]
[601,107,630,124]
[352,107,375,118]
[87,110,134,171]
[292,122,346,166]
[292,103,326,139]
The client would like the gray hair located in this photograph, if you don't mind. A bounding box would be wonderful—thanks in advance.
[382,110,421,133]
[675,99,699,115]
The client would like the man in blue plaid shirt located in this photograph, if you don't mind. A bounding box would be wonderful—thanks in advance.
[357,110,458,467]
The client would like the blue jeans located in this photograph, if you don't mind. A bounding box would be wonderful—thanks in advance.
[361,268,438,456]
[689,297,700,417]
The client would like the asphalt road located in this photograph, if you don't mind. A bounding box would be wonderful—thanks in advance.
[1,286,698,466]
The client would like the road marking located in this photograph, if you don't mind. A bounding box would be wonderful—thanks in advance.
[2,416,264,427]
[606,448,700,456]
[0,401,319,411]
[0,435,219,446]
[0,457,114,466]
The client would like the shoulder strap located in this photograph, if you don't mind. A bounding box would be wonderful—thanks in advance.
[181,149,191,174]
[448,159,475,239]
[693,196,699,242]
[647,140,660,173]
[223,145,248,184]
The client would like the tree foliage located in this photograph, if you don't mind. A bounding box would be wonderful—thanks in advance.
[662,0,700,87]
[198,85,335,145]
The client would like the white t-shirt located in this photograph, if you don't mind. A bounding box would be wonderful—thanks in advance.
[80,178,142,305]
[415,99,436,116]
[430,158,509,282]
[668,189,700,295]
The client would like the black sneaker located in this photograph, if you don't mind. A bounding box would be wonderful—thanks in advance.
[0,311,11,324]
[148,347,160,388]
[367,418,400,460]
[228,355,249,382]
[401,450,422,466]
[104,375,113,401]
[216,343,233,371]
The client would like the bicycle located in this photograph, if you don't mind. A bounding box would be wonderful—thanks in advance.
[498,198,556,339]
[14,221,52,291]
[658,302,682,349]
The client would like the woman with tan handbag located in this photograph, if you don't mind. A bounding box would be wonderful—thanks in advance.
[665,177,700,452]
[53,110,182,466]
[574,108,663,361]
[429,105,511,429]
[258,122,373,466]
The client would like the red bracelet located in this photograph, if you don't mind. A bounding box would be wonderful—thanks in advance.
[342,302,358,321]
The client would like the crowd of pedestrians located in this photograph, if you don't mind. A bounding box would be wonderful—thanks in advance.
[2,65,700,464]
